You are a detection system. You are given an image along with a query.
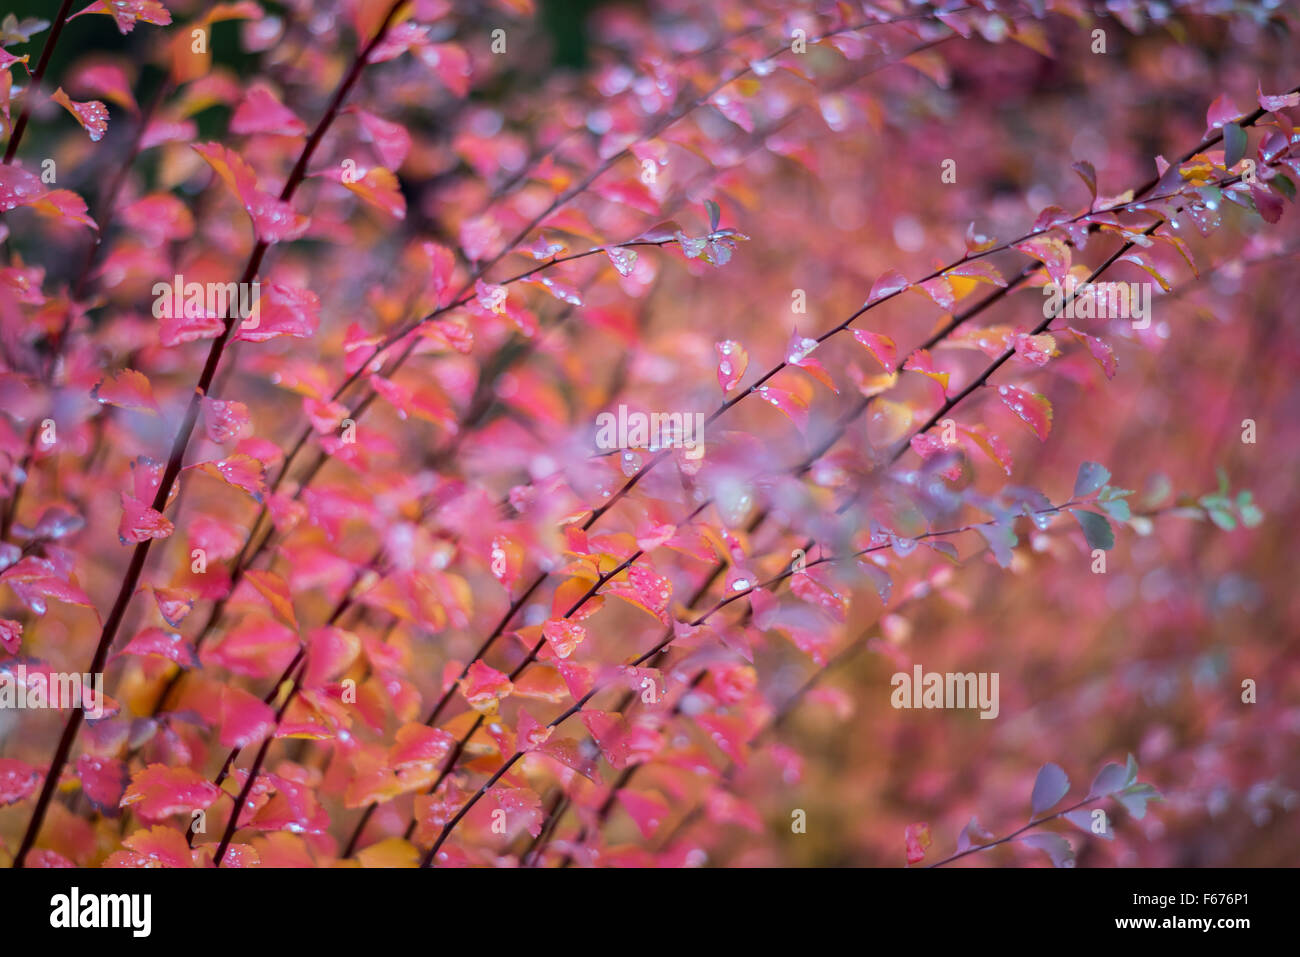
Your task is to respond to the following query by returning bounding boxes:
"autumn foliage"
[0,0,1298,869]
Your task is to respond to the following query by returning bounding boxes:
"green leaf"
[1073,461,1110,498]
[1237,491,1263,527]
[1222,122,1247,169]
[1141,473,1172,508]
[1073,510,1114,550]
[1271,172,1296,203]
[1100,498,1131,522]
[1116,782,1162,820]
[1207,507,1236,531]
[704,199,720,232]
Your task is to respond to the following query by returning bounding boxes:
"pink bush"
[0,0,1297,868]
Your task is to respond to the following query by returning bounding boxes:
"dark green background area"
[4,0,611,75]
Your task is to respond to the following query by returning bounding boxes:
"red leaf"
[1010,332,1058,367]
[122,193,194,243]
[201,616,298,679]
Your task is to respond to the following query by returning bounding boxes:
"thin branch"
[1,0,76,165]
[10,0,410,869]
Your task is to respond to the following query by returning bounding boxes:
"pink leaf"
[1258,83,1300,112]
[202,396,251,443]
[904,822,932,864]
[459,660,513,713]
[71,1,173,34]
[73,63,137,111]
[0,617,21,654]
[230,82,306,136]
[76,755,130,813]
[1068,327,1117,379]
[219,684,276,749]
[852,330,897,372]
[903,349,950,393]
[0,758,40,806]
[51,87,109,141]
[92,368,158,414]
[192,142,310,243]
[235,282,320,342]
[120,765,220,820]
[389,724,456,769]
[118,492,174,545]
[316,165,406,220]
[119,626,197,668]
[606,245,639,277]
[867,270,910,304]
[1013,235,1071,287]
[1205,92,1244,133]
[351,107,411,169]
[419,43,471,96]
[754,385,809,432]
[606,565,673,625]
[715,340,749,391]
[617,789,670,839]
[541,618,587,659]
[997,384,1053,441]
[191,454,267,502]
